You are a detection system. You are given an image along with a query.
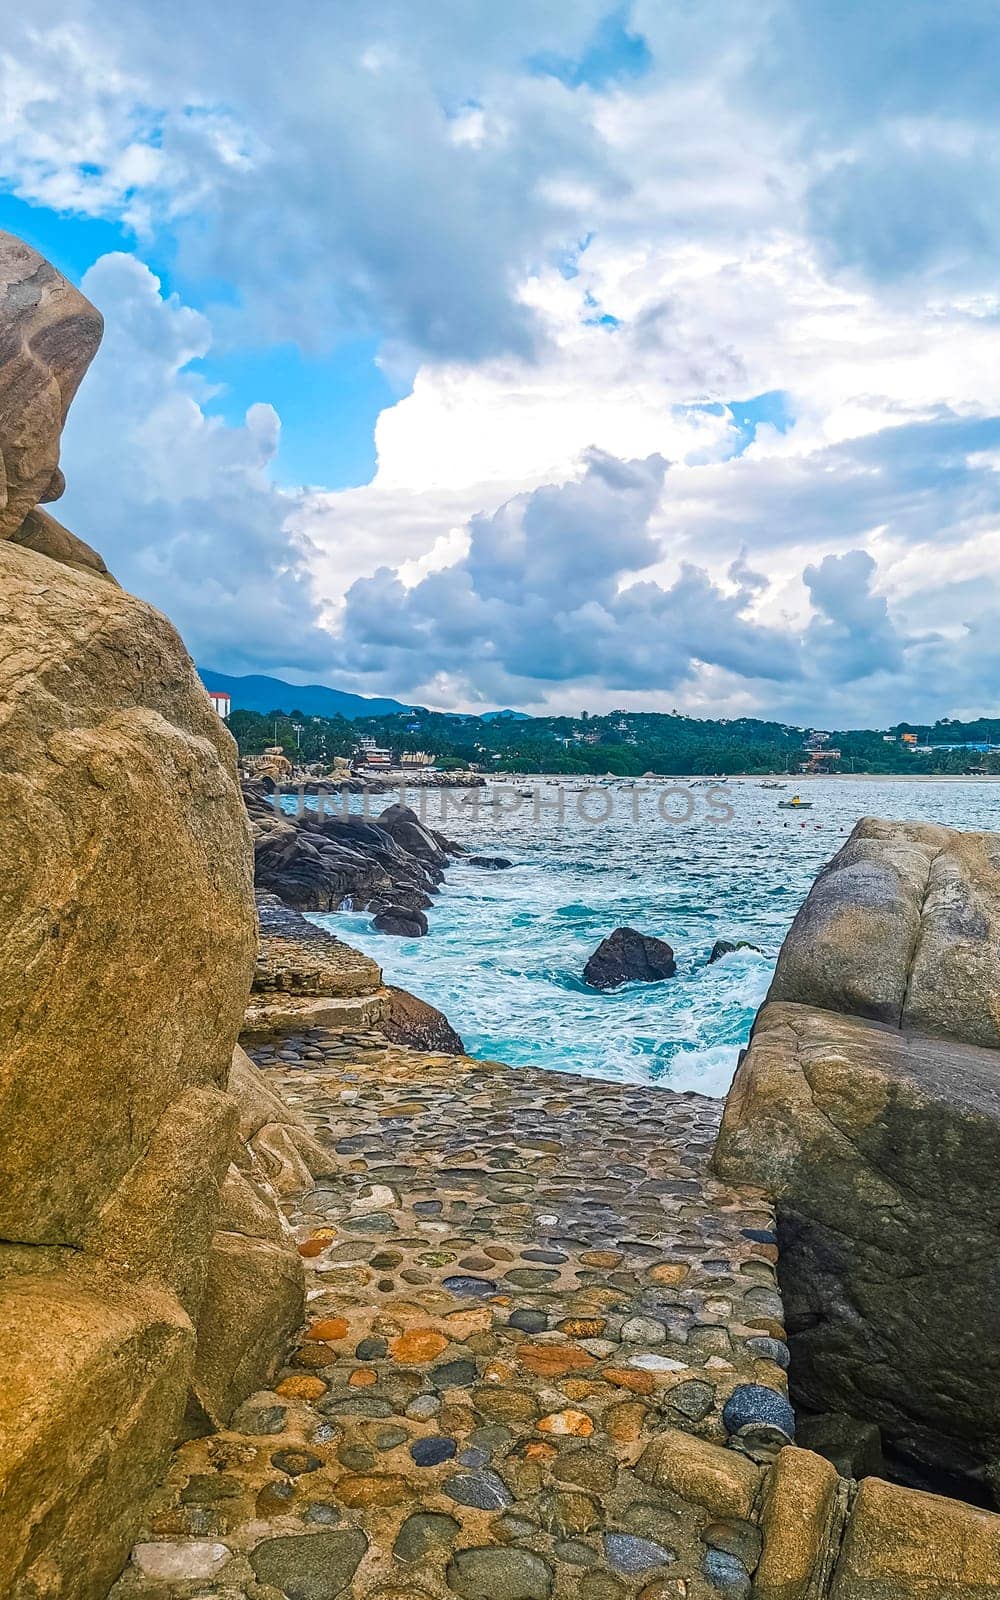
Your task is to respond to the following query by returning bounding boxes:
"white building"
[207,690,231,720]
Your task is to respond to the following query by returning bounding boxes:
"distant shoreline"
[723,772,1000,784]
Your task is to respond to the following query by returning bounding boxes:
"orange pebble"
[389,1328,448,1363]
[304,1317,349,1341]
[602,1366,655,1395]
[537,1408,594,1437]
[276,1375,328,1400]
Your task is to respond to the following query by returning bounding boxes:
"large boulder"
[0,1261,193,1600]
[583,926,676,989]
[0,234,305,1597]
[715,816,1000,1495]
[0,543,256,1245]
[382,984,465,1054]
[768,816,1000,1046]
[0,230,103,539]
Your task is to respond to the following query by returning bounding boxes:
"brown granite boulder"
[0,234,305,1598]
[716,998,1000,1491]
[716,817,1000,1494]
[768,816,1000,1046]
[11,503,115,580]
[0,1262,193,1600]
[0,229,103,539]
[0,543,256,1245]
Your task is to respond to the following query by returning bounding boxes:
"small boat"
[760,781,786,789]
[778,795,813,809]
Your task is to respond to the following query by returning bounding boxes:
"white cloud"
[6,0,1000,718]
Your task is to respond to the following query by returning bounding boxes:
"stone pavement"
[111,1027,792,1600]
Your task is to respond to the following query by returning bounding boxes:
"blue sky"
[3,1,1000,721]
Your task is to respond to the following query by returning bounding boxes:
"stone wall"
[0,230,308,1597]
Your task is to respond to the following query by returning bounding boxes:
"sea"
[307,776,1000,1098]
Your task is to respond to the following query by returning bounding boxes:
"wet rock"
[708,940,761,964]
[374,905,429,938]
[583,928,677,990]
[468,856,513,869]
[381,986,465,1055]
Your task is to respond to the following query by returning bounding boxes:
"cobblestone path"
[112,1030,790,1600]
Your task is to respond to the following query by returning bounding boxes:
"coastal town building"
[207,689,231,720]
[356,736,393,768]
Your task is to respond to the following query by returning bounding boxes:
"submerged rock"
[708,939,762,963]
[468,855,513,869]
[583,927,677,990]
[373,905,430,937]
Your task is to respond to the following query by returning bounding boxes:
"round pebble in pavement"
[745,1336,790,1369]
[721,1385,795,1445]
[604,1533,676,1575]
[411,1436,458,1466]
[442,1275,498,1297]
[702,1548,752,1596]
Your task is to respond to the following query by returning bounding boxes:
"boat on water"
[778,794,813,809]
[760,780,786,789]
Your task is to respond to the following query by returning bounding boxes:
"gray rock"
[715,996,1000,1488]
[446,1546,554,1599]
[250,1529,368,1599]
[702,1547,752,1597]
[442,1468,514,1510]
[603,1532,675,1574]
[721,1384,795,1448]
[393,1511,461,1562]
[583,927,676,990]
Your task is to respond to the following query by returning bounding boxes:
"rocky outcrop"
[0,232,308,1598]
[12,503,116,579]
[382,984,466,1054]
[583,925,677,989]
[0,229,103,539]
[715,817,1000,1498]
[767,815,1000,1045]
[246,786,464,934]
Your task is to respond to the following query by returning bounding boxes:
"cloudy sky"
[3,1,1000,722]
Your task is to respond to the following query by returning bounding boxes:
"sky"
[3,1,1000,723]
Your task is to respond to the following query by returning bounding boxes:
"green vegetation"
[228,705,1000,776]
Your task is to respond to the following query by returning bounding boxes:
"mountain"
[480,708,530,722]
[198,669,413,720]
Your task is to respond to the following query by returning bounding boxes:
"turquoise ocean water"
[306,777,1000,1096]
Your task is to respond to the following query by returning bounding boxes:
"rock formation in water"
[245,782,464,934]
[382,984,466,1053]
[0,230,311,1598]
[714,816,1000,1499]
[584,925,677,989]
